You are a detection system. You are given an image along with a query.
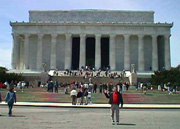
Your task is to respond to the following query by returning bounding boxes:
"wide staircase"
[52,76,129,85]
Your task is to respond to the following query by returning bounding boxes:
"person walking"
[80,83,84,105]
[88,90,92,104]
[99,83,103,93]
[117,81,122,93]
[47,81,51,92]
[104,86,123,125]
[126,82,129,91]
[70,87,77,105]
[93,83,97,93]
[50,81,54,92]
[5,87,17,116]
[54,81,59,93]
[167,82,171,92]
[21,81,25,92]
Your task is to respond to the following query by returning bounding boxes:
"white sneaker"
[116,122,120,125]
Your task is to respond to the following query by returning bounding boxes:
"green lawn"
[0,88,180,104]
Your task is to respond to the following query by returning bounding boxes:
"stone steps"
[52,76,129,85]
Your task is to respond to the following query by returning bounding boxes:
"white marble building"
[10,10,173,72]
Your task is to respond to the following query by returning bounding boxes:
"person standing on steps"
[70,87,77,105]
[104,86,123,125]
[5,87,17,116]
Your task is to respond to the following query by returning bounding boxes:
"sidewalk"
[1,101,180,109]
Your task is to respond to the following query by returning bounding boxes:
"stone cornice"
[29,10,155,13]
[10,21,173,28]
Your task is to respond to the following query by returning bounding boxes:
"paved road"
[0,106,180,129]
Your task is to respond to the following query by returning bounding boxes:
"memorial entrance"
[86,37,95,69]
[72,37,80,70]
[101,37,109,70]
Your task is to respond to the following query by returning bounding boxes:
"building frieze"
[10,21,173,28]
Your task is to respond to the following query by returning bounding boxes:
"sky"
[0,0,179,69]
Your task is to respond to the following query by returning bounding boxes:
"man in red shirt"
[104,86,123,125]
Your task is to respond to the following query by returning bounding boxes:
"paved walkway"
[1,107,180,129]
[1,101,180,109]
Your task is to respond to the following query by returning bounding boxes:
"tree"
[0,66,24,83]
[152,65,180,86]
[0,66,8,73]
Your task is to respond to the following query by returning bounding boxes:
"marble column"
[152,35,158,71]
[24,34,30,69]
[11,33,18,69]
[36,34,43,70]
[50,34,58,69]
[109,34,116,70]
[164,35,171,70]
[138,35,145,71]
[79,34,86,69]
[124,34,130,70]
[19,38,24,70]
[95,34,101,70]
[65,34,72,70]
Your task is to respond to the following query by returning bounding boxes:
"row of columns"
[11,33,171,71]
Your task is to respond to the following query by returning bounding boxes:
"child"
[88,90,92,104]
[84,89,88,105]
[64,87,68,94]
[5,87,17,116]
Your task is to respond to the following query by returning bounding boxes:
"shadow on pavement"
[0,114,25,117]
[10,115,25,117]
[119,123,136,126]
[0,114,6,117]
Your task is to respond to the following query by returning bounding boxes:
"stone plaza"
[10,10,173,72]
[0,106,180,129]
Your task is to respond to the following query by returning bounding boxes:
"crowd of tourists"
[136,82,179,95]
[52,66,127,79]
[0,81,34,92]
[158,82,178,94]
[45,80,129,105]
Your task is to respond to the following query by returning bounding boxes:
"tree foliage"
[0,66,24,83]
[152,65,180,86]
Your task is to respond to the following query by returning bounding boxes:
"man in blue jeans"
[104,86,123,125]
[5,87,17,116]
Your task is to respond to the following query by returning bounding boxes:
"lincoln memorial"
[10,10,173,72]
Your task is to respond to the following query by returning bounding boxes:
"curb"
[1,102,180,109]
